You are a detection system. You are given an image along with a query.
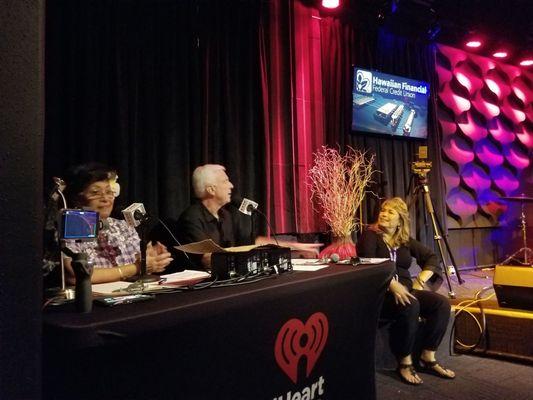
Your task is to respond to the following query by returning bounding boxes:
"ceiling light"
[322,0,340,9]
[465,40,482,48]
[492,51,508,58]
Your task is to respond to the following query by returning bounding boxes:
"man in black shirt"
[177,164,321,269]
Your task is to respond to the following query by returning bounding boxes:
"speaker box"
[493,265,533,311]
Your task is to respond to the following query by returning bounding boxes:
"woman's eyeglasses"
[84,189,115,199]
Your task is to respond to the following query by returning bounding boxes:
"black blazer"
[357,229,441,290]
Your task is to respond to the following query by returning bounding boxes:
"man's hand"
[290,242,323,256]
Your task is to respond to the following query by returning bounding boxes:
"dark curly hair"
[63,162,115,208]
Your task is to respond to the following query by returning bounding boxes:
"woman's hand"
[146,241,173,273]
[389,279,416,306]
[412,279,424,291]
[412,270,434,291]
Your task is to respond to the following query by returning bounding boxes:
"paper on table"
[174,239,224,254]
[291,258,330,271]
[174,240,260,254]
[92,281,133,295]
[224,244,259,252]
[159,269,211,286]
[359,257,390,264]
[292,264,330,271]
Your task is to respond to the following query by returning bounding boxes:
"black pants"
[380,289,451,359]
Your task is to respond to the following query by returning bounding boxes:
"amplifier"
[493,265,533,311]
[211,245,292,280]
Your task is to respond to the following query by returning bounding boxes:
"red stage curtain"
[260,0,326,234]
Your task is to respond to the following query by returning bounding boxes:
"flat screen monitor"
[60,209,99,240]
[351,67,430,139]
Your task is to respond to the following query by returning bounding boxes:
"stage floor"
[437,267,533,364]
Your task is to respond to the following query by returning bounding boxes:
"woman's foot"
[419,358,455,379]
[397,363,423,385]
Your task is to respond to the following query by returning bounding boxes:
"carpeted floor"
[376,354,533,400]
[376,268,533,399]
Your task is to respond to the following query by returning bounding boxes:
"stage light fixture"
[519,59,533,67]
[322,0,340,9]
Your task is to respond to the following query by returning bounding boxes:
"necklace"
[383,235,398,262]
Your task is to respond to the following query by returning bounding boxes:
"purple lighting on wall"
[437,44,532,228]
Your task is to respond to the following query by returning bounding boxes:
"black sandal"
[419,359,455,379]
[397,363,423,385]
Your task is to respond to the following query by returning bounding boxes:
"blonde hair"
[192,164,226,199]
[378,197,410,247]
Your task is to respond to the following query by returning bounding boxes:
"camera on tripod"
[411,160,432,178]
[411,145,432,178]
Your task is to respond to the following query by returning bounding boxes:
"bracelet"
[415,277,426,287]
[118,267,124,280]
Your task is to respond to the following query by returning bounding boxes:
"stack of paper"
[159,270,211,286]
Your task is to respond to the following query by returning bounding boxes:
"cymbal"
[501,195,533,202]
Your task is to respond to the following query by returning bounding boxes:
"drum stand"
[501,197,532,266]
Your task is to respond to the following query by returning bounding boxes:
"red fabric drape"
[260,0,294,234]
[260,0,326,234]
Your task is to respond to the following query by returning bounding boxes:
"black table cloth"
[43,262,394,400]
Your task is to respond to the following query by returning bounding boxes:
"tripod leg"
[433,207,465,284]
[422,186,457,297]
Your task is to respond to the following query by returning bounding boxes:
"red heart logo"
[274,312,329,384]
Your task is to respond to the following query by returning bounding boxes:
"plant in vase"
[308,146,376,260]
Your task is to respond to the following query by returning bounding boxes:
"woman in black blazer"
[358,197,455,385]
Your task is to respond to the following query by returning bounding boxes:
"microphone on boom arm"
[122,203,149,227]
[230,195,279,246]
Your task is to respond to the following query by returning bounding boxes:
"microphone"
[230,195,279,246]
[48,176,67,208]
[231,196,259,216]
[321,253,340,263]
[45,177,67,232]
[52,176,66,188]
[122,203,147,227]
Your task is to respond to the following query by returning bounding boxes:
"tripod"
[407,165,464,298]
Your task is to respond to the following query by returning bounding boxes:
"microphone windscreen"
[330,253,340,263]
[122,203,146,227]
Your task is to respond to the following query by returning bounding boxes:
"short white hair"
[192,164,226,199]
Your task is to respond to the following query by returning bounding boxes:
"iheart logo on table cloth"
[274,312,329,384]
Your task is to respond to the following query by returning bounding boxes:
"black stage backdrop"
[45,0,265,221]
[45,0,446,246]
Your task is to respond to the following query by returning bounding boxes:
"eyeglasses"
[84,189,115,199]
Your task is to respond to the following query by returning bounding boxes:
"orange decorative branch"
[308,146,376,239]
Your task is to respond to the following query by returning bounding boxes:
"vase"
[318,235,356,261]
